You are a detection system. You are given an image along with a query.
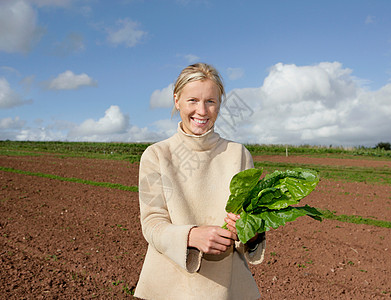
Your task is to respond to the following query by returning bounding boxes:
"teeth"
[194,119,207,124]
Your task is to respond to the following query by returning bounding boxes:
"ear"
[174,94,180,110]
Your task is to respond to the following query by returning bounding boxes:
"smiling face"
[174,79,220,136]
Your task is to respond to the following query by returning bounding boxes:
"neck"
[176,122,220,151]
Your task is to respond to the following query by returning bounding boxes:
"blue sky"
[1,0,390,146]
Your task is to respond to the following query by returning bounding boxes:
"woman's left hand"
[224,213,240,238]
[224,213,261,245]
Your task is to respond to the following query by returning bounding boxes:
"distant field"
[1,140,390,161]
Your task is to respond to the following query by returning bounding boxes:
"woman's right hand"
[188,226,237,255]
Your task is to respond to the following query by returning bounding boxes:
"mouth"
[191,117,208,126]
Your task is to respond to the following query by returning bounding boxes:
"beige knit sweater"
[134,123,266,300]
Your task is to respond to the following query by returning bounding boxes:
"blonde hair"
[172,63,225,116]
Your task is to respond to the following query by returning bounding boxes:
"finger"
[224,223,239,241]
[224,231,238,243]
[204,238,232,253]
[227,212,240,220]
[224,217,233,227]
[218,228,237,242]
[207,248,228,255]
[208,228,234,244]
[226,225,238,240]
[226,223,237,234]
[224,216,237,226]
[224,218,238,235]
[214,235,234,247]
[213,241,232,252]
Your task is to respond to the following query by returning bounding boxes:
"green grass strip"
[0,149,44,157]
[254,161,391,185]
[246,143,391,158]
[0,149,141,163]
[2,140,391,160]
[0,141,148,162]
[319,209,391,228]
[0,166,138,192]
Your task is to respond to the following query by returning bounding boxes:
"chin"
[190,126,211,135]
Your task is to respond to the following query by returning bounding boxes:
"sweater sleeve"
[243,145,254,170]
[243,234,266,265]
[138,146,201,273]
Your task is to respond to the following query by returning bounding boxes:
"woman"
[134,63,266,300]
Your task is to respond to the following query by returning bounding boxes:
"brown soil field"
[1,154,390,299]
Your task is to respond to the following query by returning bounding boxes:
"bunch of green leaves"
[224,168,323,243]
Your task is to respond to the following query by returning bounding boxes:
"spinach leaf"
[225,168,323,244]
[236,211,265,244]
[225,168,263,214]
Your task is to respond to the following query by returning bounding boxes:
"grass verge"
[319,209,391,228]
[2,141,391,160]
[246,143,391,158]
[0,166,138,192]
[0,141,148,162]
[254,161,391,185]
[0,149,141,163]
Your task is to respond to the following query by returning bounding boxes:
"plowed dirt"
[1,154,390,299]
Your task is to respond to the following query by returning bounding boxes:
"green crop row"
[254,161,391,185]
[246,143,391,158]
[319,209,391,228]
[0,166,138,192]
[1,140,391,159]
[0,141,149,162]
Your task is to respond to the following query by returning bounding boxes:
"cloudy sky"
[1,0,390,147]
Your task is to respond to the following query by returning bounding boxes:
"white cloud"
[0,77,33,108]
[0,117,69,141]
[0,116,25,129]
[106,18,147,48]
[260,62,357,107]
[0,0,44,53]
[0,117,61,141]
[215,62,391,147]
[15,127,67,141]
[8,119,71,141]
[123,126,164,143]
[151,118,178,137]
[46,70,97,90]
[0,106,167,142]
[69,105,129,138]
[150,84,174,108]
[68,105,163,142]
[227,67,244,80]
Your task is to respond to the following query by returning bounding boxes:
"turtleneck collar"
[176,122,220,151]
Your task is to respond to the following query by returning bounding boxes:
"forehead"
[181,79,219,98]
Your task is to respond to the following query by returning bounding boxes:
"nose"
[197,101,207,115]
